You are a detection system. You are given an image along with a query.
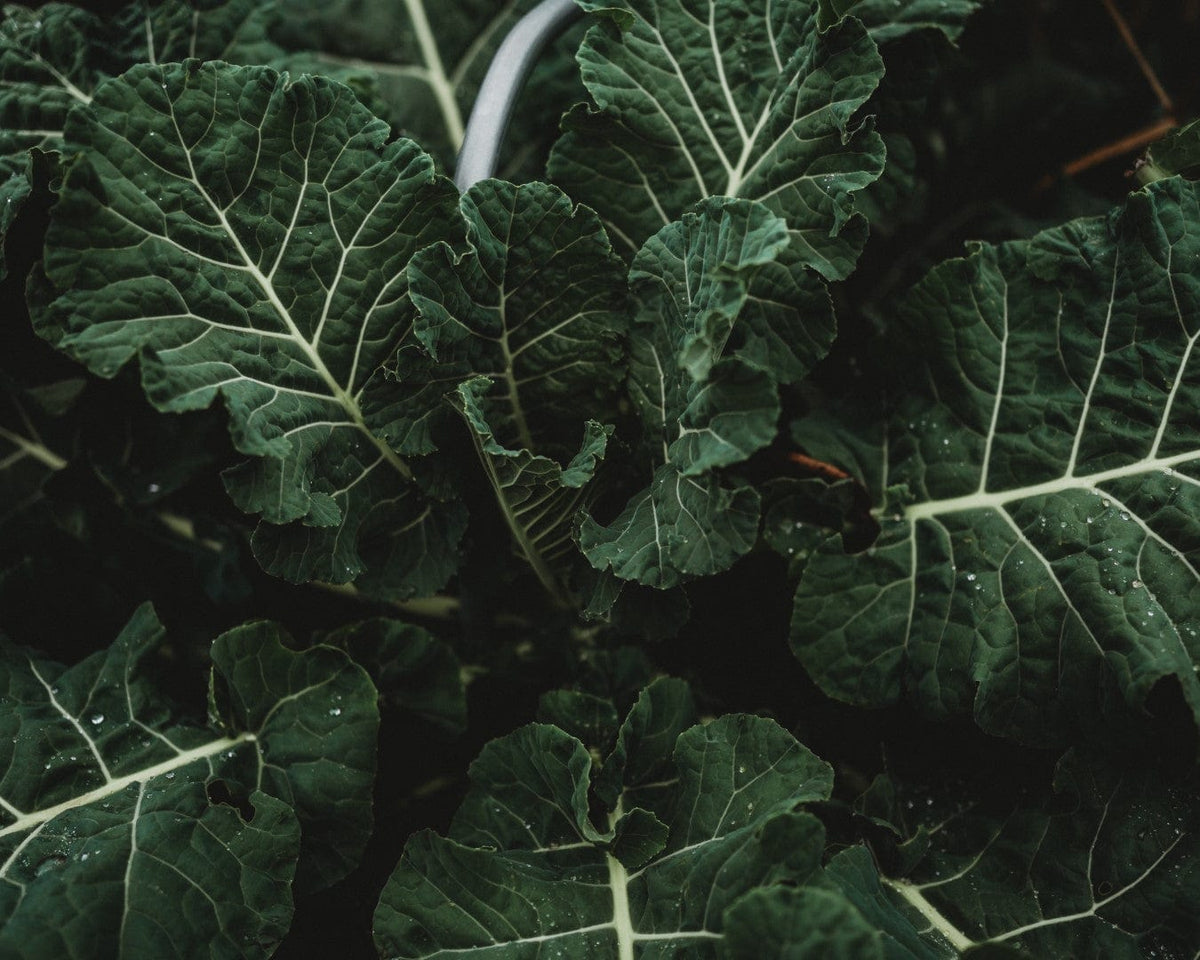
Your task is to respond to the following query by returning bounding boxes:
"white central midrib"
[403,0,464,148]
[905,448,1199,521]
[467,427,568,608]
[165,95,413,483]
[607,848,635,960]
[0,733,255,839]
[605,802,636,960]
[882,877,975,951]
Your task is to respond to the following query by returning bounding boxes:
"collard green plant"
[2,0,1199,957]
[789,177,1200,746]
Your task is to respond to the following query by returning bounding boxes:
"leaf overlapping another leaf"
[399,179,628,596]
[831,750,1200,957]
[36,61,468,597]
[581,196,833,589]
[791,176,1200,745]
[0,603,378,958]
[550,0,886,278]
[373,677,837,959]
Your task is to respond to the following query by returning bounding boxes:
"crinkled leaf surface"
[458,378,612,602]
[0,603,379,957]
[373,677,835,958]
[0,0,282,222]
[581,197,833,588]
[402,179,627,594]
[549,0,885,278]
[792,177,1200,744]
[0,4,107,164]
[37,61,468,597]
[405,179,628,450]
[816,0,984,42]
[827,750,1200,958]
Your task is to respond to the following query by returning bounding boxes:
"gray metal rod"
[454,0,584,191]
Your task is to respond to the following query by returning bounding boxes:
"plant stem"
[1037,116,1178,188]
[1100,0,1175,115]
[313,581,465,620]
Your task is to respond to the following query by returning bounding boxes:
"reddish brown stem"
[1037,117,1178,190]
[787,452,852,483]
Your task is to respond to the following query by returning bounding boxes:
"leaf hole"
[206,778,256,821]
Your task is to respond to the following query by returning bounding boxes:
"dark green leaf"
[37,61,467,596]
[374,678,834,958]
[550,0,885,278]
[792,178,1200,744]
[0,603,379,956]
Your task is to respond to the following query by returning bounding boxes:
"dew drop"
[89,714,104,725]
[1132,579,1143,589]
[329,707,342,717]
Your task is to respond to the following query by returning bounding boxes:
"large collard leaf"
[406,179,628,445]
[816,0,984,43]
[0,1,284,251]
[0,603,378,958]
[791,177,1200,745]
[272,0,584,174]
[374,677,836,958]
[580,197,834,589]
[0,4,106,166]
[827,750,1200,958]
[549,0,885,278]
[402,179,627,596]
[113,0,282,68]
[36,61,468,598]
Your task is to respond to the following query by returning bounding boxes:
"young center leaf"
[373,677,835,959]
[0,603,378,958]
[402,179,628,598]
[580,196,834,589]
[549,0,885,278]
[790,177,1200,745]
[828,750,1200,958]
[35,61,468,598]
